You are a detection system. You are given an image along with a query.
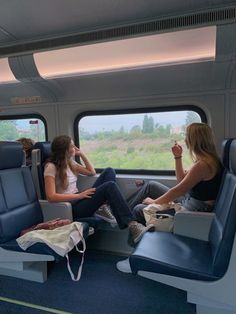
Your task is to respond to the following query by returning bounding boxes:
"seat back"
[0,142,43,243]
[209,139,236,277]
[31,142,51,199]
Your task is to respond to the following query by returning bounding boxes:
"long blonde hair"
[49,135,77,190]
[185,123,221,172]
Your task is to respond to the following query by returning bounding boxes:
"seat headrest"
[0,142,24,170]
[221,138,234,170]
[229,139,236,174]
[34,142,51,163]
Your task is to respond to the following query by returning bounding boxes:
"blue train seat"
[129,138,236,314]
[31,141,74,221]
[0,142,89,282]
[31,141,51,200]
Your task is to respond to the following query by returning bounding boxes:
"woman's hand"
[74,146,84,157]
[171,142,183,158]
[77,188,96,199]
[142,197,155,205]
[72,145,96,176]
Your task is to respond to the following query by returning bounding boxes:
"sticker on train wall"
[11,96,42,105]
[29,120,39,124]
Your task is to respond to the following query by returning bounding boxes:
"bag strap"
[65,229,86,281]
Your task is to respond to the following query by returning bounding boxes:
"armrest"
[173,210,215,241]
[39,200,73,221]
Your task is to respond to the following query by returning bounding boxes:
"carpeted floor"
[0,251,196,314]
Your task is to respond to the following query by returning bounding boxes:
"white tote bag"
[17,222,85,281]
[143,203,184,232]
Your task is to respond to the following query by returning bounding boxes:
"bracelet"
[174,156,182,159]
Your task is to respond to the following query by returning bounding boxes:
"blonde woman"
[128,123,223,225]
[117,123,224,272]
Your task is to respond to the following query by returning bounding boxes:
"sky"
[79,111,192,133]
[16,119,42,129]
[14,111,199,134]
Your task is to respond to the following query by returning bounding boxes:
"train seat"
[0,142,89,282]
[31,141,51,200]
[172,137,232,240]
[31,142,134,255]
[129,138,236,314]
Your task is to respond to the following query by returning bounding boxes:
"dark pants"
[72,167,134,229]
[128,181,170,225]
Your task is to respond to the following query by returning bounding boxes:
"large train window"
[75,107,206,174]
[0,115,47,142]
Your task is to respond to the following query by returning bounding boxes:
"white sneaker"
[129,222,155,244]
[95,204,117,224]
[116,258,132,273]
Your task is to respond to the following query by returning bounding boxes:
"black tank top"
[189,164,224,201]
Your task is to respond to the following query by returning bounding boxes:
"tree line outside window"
[0,119,46,142]
[78,111,201,171]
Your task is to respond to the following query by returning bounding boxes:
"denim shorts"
[181,195,214,212]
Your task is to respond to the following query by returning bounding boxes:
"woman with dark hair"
[44,135,154,244]
[17,137,35,166]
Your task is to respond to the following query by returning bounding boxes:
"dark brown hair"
[48,135,77,189]
[17,137,35,159]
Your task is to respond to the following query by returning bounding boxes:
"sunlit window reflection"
[0,58,17,83]
[34,26,216,79]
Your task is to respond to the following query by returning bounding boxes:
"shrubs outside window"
[0,117,46,142]
[77,109,203,172]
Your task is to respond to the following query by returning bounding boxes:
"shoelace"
[130,223,143,235]
[103,207,115,218]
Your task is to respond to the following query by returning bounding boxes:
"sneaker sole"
[94,213,117,224]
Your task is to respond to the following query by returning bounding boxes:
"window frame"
[74,105,207,175]
[0,114,48,142]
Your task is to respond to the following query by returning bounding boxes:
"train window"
[0,117,46,142]
[34,26,215,79]
[76,108,204,173]
[0,58,18,83]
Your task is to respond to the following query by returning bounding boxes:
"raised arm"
[171,142,186,183]
[73,146,96,176]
